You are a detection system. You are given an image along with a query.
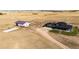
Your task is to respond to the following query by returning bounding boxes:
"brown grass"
[0,11,79,48]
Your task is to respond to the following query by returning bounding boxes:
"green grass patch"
[49,27,79,36]
[61,27,79,36]
[50,29,60,33]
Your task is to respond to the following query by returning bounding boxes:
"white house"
[15,21,30,27]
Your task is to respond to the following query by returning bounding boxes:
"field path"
[35,28,70,49]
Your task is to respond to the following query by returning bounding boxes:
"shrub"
[32,13,38,15]
[0,13,4,15]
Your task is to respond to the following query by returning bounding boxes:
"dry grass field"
[0,11,79,49]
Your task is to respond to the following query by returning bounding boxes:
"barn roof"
[43,22,72,30]
[16,21,26,25]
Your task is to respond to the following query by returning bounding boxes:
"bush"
[0,13,4,15]
[32,13,38,15]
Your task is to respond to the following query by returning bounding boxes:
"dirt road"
[35,28,69,49]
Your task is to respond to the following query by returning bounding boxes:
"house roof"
[16,21,26,25]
